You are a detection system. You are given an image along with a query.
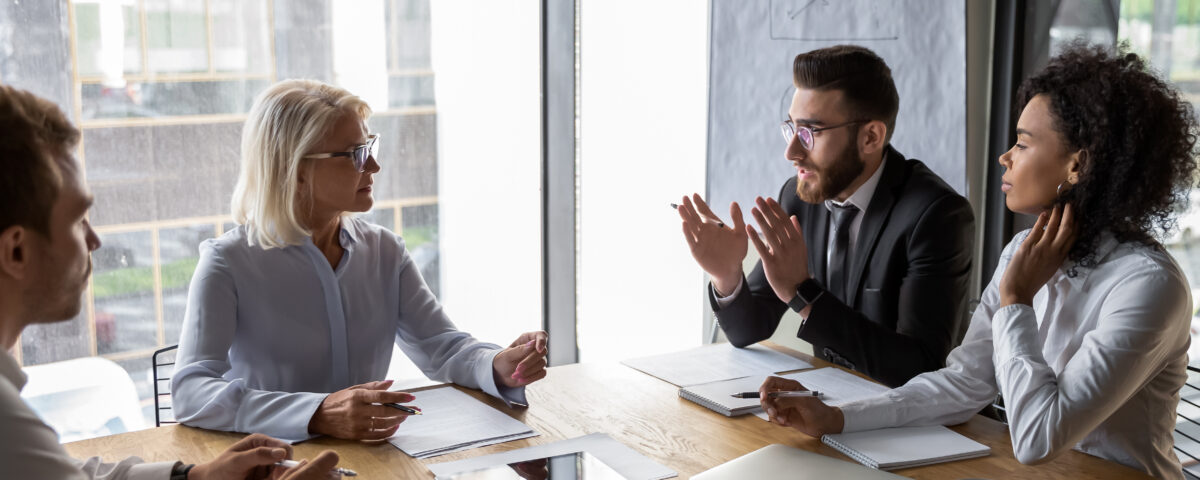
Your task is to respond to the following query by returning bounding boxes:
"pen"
[670,203,726,228]
[275,459,358,477]
[730,390,822,399]
[384,402,423,415]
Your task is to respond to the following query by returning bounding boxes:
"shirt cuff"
[991,303,1040,361]
[128,461,177,480]
[476,348,528,407]
[838,392,901,433]
[711,277,745,310]
[274,393,329,443]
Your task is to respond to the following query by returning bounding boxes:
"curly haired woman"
[754,42,1200,479]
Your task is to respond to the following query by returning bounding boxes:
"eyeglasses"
[303,134,380,172]
[780,120,865,150]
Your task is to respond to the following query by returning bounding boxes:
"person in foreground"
[758,42,1199,479]
[0,85,339,479]
[679,45,974,387]
[172,79,549,443]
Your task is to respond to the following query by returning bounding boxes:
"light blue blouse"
[171,217,524,442]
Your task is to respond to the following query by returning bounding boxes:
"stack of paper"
[621,343,813,387]
[751,367,890,420]
[677,367,889,418]
[387,387,538,459]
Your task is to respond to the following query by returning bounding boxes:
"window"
[3,0,541,441]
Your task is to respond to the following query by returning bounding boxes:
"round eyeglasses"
[780,120,865,150]
[303,134,380,172]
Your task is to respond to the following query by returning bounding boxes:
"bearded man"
[678,45,975,387]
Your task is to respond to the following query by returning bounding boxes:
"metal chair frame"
[152,344,179,427]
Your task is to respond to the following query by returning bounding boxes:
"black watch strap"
[170,462,195,480]
[787,278,824,313]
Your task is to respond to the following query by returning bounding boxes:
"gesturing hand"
[747,196,811,304]
[758,376,844,438]
[494,331,549,388]
[677,193,747,296]
[187,433,292,480]
[1000,203,1077,307]
[307,379,418,440]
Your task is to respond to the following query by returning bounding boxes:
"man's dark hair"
[1017,41,1200,274]
[0,85,79,237]
[793,45,900,143]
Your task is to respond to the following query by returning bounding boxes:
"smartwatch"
[787,278,824,313]
[170,462,194,480]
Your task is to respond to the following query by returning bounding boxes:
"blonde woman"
[172,79,548,442]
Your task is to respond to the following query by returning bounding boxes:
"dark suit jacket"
[714,147,975,387]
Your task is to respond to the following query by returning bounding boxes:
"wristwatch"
[787,278,824,313]
[170,462,194,480]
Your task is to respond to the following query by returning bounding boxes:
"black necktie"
[827,203,859,302]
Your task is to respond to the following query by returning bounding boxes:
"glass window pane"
[92,230,158,355]
[209,0,271,74]
[159,224,217,345]
[144,0,208,74]
[73,2,142,78]
[81,79,271,120]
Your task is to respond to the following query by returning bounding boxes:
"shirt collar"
[825,150,887,213]
[0,348,27,392]
[338,218,361,248]
[1058,231,1120,288]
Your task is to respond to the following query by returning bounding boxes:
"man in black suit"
[678,45,974,387]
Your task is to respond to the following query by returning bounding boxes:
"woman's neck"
[305,209,344,268]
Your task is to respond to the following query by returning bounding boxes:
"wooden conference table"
[65,343,1150,479]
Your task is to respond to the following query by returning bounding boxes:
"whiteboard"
[707,0,966,215]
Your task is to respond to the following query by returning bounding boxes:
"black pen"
[384,402,423,415]
[671,203,726,228]
[730,391,821,399]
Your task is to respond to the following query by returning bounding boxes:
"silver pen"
[730,390,822,399]
[275,459,358,477]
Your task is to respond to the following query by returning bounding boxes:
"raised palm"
[678,194,747,292]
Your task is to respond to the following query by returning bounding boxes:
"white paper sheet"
[753,367,890,420]
[621,343,813,387]
[386,387,538,459]
[427,433,677,480]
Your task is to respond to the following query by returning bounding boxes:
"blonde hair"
[232,79,371,248]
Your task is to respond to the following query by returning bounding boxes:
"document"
[752,367,890,420]
[428,433,677,480]
[621,343,812,387]
[387,387,538,459]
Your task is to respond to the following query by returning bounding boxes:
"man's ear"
[859,120,887,155]
[0,226,29,280]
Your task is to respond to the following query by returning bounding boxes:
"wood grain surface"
[64,344,1151,479]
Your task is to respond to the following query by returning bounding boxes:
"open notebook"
[821,425,990,470]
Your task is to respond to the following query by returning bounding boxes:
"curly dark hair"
[1016,41,1200,273]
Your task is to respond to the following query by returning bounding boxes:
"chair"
[1175,365,1200,479]
[152,345,179,427]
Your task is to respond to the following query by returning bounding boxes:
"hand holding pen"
[731,390,822,399]
[757,375,845,438]
[676,193,749,296]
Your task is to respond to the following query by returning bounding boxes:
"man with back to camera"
[0,84,340,479]
[678,45,974,387]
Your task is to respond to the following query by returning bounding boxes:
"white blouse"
[840,230,1192,480]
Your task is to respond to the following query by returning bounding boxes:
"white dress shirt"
[715,153,886,308]
[172,217,524,442]
[0,349,176,479]
[838,229,1191,479]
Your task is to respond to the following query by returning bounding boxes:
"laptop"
[693,444,906,480]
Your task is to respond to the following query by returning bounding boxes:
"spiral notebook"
[820,425,990,470]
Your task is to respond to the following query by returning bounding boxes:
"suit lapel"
[846,149,902,306]
[804,202,829,289]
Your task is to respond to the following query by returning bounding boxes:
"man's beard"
[795,137,866,204]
